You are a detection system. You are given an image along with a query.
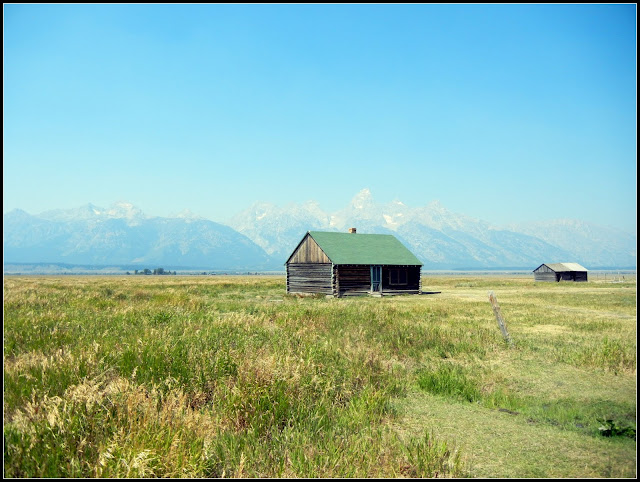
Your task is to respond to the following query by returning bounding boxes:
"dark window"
[389,269,407,285]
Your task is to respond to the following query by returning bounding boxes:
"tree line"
[126,268,177,275]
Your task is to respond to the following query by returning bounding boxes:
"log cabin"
[533,262,588,282]
[285,228,423,297]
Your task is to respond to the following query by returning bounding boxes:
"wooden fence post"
[488,291,513,346]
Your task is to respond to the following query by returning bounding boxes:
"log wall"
[286,263,333,294]
[287,261,425,296]
[335,265,371,296]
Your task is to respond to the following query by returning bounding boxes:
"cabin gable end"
[287,233,331,264]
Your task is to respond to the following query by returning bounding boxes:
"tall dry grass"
[3,274,636,477]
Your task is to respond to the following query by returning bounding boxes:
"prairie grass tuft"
[416,363,481,402]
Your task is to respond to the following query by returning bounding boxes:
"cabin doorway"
[371,265,382,292]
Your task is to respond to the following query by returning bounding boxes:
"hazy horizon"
[4,4,637,233]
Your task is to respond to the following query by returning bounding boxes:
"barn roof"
[536,262,588,272]
[306,231,423,266]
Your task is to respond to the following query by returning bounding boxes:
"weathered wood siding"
[335,265,371,296]
[286,263,333,294]
[288,235,330,264]
[534,264,557,282]
[381,266,422,294]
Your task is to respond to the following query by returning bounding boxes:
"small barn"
[533,262,588,282]
[285,229,423,297]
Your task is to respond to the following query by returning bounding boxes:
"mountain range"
[3,191,637,271]
[3,202,270,271]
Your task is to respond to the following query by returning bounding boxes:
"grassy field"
[3,274,636,478]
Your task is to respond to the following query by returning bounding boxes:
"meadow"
[3,274,636,478]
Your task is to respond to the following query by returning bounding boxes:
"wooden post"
[488,291,513,346]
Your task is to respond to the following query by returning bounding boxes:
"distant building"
[285,229,423,297]
[533,262,588,282]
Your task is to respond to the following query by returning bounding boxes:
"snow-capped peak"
[350,188,374,209]
[172,209,205,221]
[105,201,145,220]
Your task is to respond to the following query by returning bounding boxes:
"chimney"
[348,227,357,234]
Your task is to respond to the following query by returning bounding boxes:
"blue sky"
[3,4,637,232]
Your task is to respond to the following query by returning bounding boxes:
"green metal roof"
[308,231,423,266]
